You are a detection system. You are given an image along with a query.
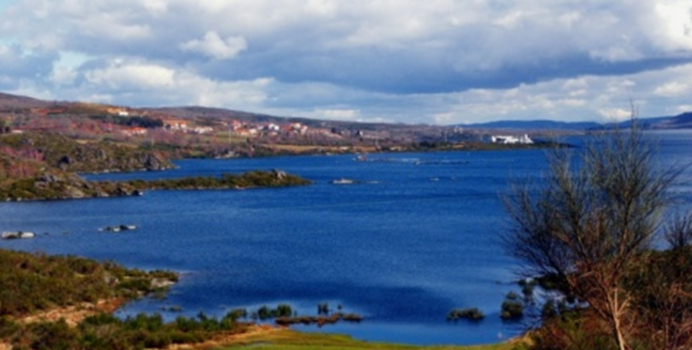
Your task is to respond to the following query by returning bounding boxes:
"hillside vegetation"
[516,247,692,350]
[0,131,171,200]
[124,170,311,191]
[0,250,177,318]
[0,133,172,174]
[0,249,252,350]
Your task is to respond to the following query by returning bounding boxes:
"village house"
[233,128,259,137]
[290,122,308,134]
[264,123,281,132]
[163,119,188,130]
[106,107,130,116]
[187,126,214,134]
[230,120,243,131]
[122,127,148,137]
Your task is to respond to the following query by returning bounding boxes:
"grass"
[214,329,517,350]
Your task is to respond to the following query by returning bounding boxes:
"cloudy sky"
[1,0,691,124]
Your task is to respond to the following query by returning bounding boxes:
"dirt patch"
[165,324,285,350]
[19,298,125,327]
[151,278,176,289]
[6,301,280,350]
[1,299,124,348]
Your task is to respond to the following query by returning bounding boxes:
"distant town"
[1,93,560,161]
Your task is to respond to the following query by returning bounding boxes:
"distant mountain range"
[0,91,51,109]
[2,91,691,131]
[459,120,602,130]
[458,112,692,131]
[0,91,401,132]
[627,113,692,129]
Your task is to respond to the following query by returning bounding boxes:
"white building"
[491,134,534,144]
[188,126,214,134]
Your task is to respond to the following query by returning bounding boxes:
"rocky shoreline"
[0,169,310,202]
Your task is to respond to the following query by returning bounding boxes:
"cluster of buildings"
[120,118,214,137]
[117,112,311,139]
[228,120,309,137]
[161,119,214,134]
[121,127,148,137]
[490,134,534,144]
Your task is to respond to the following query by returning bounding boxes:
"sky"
[0,0,691,125]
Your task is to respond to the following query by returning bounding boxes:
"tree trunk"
[609,292,628,350]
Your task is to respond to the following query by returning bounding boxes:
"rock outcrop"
[0,133,174,174]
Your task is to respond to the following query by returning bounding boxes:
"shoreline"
[0,169,310,203]
[0,257,517,350]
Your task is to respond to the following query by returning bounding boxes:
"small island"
[0,131,310,201]
[120,169,310,192]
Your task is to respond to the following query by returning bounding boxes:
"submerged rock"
[1,231,35,239]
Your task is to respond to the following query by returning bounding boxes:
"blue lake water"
[1,131,691,345]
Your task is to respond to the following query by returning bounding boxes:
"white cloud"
[0,0,692,124]
[676,105,692,113]
[406,63,692,124]
[85,62,176,90]
[50,66,77,85]
[6,78,56,100]
[188,77,271,107]
[303,108,391,123]
[142,0,168,17]
[651,2,692,52]
[304,0,337,17]
[44,57,272,111]
[180,32,247,60]
[654,82,689,97]
[78,18,151,42]
[432,112,455,125]
[315,109,361,121]
[598,108,633,121]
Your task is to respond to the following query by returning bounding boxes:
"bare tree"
[630,213,692,350]
[503,126,679,350]
[664,212,692,250]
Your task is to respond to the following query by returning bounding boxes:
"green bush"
[276,304,293,317]
[501,292,524,320]
[317,302,329,315]
[0,250,177,318]
[447,307,485,321]
[12,320,80,350]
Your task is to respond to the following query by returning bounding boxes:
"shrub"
[447,307,485,321]
[225,309,247,320]
[257,306,271,320]
[501,292,524,320]
[276,304,292,317]
[317,302,329,315]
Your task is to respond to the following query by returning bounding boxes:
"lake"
[1,131,691,345]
